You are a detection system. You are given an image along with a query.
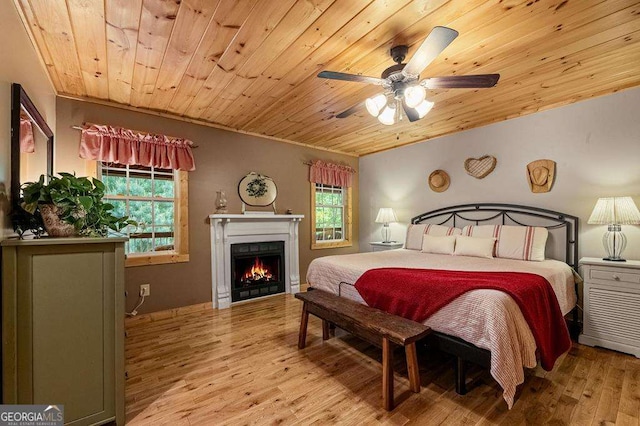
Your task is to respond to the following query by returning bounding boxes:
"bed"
[306,203,579,408]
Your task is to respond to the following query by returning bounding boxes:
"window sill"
[311,241,353,250]
[125,252,189,267]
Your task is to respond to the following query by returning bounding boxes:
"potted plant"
[18,173,135,238]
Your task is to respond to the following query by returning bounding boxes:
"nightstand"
[579,257,640,358]
[370,241,403,252]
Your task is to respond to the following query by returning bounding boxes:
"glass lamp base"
[602,224,627,262]
[381,224,391,243]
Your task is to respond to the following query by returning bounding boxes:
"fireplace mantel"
[209,214,304,308]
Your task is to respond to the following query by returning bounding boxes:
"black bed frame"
[410,203,579,395]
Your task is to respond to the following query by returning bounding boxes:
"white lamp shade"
[377,104,396,125]
[414,99,434,118]
[404,86,426,108]
[588,197,640,225]
[365,94,387,117]
[375,208,398,224]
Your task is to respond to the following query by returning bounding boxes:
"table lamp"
[587,196,640,261]
[375,208,398,243]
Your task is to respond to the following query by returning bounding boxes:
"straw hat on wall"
[428,169,450,192]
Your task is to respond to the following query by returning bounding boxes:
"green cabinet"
[2,238,126,425]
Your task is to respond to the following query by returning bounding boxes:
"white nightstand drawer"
[590,268,640,285]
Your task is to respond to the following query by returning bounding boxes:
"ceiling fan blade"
[317,71,386,86]
[402,26,459,79]
[421,74,500,89]
[336,101,364,119]
[402,100,420,122]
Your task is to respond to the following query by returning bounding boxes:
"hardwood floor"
[125,294,640,425]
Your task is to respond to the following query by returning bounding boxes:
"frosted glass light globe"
[365,94,387,117]
[404,85,426,108]
[377,104,396,125]
[414,99,434,118]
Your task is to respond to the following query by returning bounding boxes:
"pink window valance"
[79,123,196,171]
[20,116,35,154]
[309,160,355,188]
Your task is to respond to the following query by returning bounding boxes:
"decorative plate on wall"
[238,172,277,206]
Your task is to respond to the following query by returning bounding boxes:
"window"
[311,183,352,249]
[99,162,189,266]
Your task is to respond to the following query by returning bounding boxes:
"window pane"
[154,225,173,234]
[154,178,174,198]
[155,201,174,226]
[129,238,153,254]
[103,175,127,196]
[129,201,153,228]
[155,237,174,251]
[129,176,152,197]
[105,199,127,220]
[99,162,184,256]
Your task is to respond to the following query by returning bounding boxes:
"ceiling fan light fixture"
[414,99,434,118]
[404,85,426,108]
[365,94,387,117]
[378,104,396,125]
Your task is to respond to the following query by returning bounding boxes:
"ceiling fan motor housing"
[390,45,409,64]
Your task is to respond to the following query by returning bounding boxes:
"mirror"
[10,83,54,209]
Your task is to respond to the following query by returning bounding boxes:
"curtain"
[79,123,196,171]
[20,116,35,153]
[309,160,355,187]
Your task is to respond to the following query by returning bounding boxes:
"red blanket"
[354,268,571,371]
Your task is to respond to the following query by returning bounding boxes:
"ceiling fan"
[317,26,500,125]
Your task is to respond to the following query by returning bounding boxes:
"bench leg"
[382,337,394,411]
[298,303,309,349]
[322,320,331,340]
[405,343,420,393]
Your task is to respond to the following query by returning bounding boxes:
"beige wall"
[0,1,56,241]
[55,98,359,313]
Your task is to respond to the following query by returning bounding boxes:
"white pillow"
[462,225,548,261]
[405,224,462,250]
[454,236,496,259]
[421,235,457,255]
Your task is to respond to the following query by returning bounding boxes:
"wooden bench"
[295,289,432,410]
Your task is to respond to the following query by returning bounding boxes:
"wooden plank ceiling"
[15,0,640,156]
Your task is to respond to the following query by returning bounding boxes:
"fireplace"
[231,241,285,302]
[209,213,303,308]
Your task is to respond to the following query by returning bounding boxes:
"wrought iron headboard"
[411,203,579,271]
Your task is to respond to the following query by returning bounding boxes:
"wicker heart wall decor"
[464,155,497,179]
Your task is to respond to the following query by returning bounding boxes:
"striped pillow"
[462,225,548,261]
[405,224,462,250]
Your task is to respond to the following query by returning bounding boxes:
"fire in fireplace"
[231,241,285,302]
[240,257,275,285]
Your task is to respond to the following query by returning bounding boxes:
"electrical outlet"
[140,284,150,297]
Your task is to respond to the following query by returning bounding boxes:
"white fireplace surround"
[209,214,304,309]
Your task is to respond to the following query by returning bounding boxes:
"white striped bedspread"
[305,249,576,408]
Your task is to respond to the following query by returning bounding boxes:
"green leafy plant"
[20,173,136,237]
